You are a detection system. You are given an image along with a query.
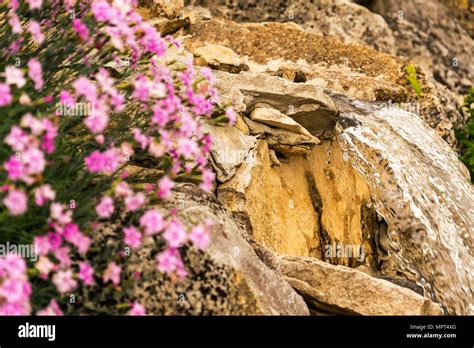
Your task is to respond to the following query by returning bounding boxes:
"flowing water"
[334,96,473,315]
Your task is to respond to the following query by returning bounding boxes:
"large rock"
[182,6,470,148]
[78,184,309,315]
[217,138,378,267]
[189,0,397,54]
[276,255,444,315]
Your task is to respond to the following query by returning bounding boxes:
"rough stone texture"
[188,0,397,54]
[181,3,471,148]
[183,18,467,147]
[192,44,249,73]
[217,137,377,268]
[202,123,257,182]
[367,0,474,95]
[79,184,308,315]
[276,255,444,315]
[250,104,314,137]
[188,0,473,96]
[139,0,184,18]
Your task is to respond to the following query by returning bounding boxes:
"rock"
[217,139,378,267]
[192,44,249,73]
[367,0,474,95]
[138,0,184,18]
[182,8,470,148]
[250,104,313,137]
[213,70,337,135]
[189,0,397,54]
[80,184,309,315]
[276,255,444,315]
[202,124,257,182]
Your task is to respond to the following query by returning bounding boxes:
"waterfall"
[335,97,474,315]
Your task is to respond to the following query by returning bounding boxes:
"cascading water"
[334,96,473,315]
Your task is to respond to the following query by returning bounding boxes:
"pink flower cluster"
[0,0,233,315]
[0,255,31,315]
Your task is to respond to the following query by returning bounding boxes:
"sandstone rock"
[276,255,444,315]
[193,44,249,73]
[202,124,257,182]
[183,12,469,147]
[217,138,378,267]
[80,184,309,315]
[189,0,397,54]
[243,116,319,156]
[250,104,313,137]
[213,70,337,135]
[138,0,184,18]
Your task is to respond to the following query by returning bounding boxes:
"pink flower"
[62,224,91,254]
[133,75,150,101]
[47,232,62,251]
[139,209,164,235]
[96,196,114,218]
[27,0,42,10]
[200,67,214,83]
[189,224,211,250]
[156,248,185,276]
[23,148,46,175]
[3,189,27,215]
[8,14,22,34]
[0,83,12,106]
[103,262,121,286]
[37,300,63,316]
[124,192,145,212]
[59,90,75,105]
[28,20,44,44]
[177,138,199,158]
[114,181,132,197]
[4,156,25,181]
[26,58,43,90]
[129,302,146,316]
[72,77,97,103]
[72,19,89,41]
[163,219,186,248]
[91,1,114,22]
[50,203,72,225]
[140,23,166,57]
[0,278,27,303]
[5,66,26,88]
[84,100,109,133]
[0,302,30,315]
[78,262,94,285]
[123,226,142,249]
[33,236,51,256]
[225,108,237,125]
[157,176,175,199]
[34,184,56,206]
[85,148,120,174]
[54,246,71,267]
[199,168,215,191]
[132,128,150,150]
[52,270,76,294]
[35,256,55,278]
[5,126,29,152]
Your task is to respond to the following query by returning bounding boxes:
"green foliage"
[456,87,474,183]
[405,64,423,98]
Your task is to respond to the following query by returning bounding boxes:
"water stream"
[335,98,473,314]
